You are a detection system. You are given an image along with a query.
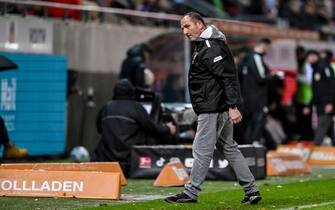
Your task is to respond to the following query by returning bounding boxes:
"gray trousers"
[184,112,259,199]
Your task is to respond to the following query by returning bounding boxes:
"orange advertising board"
[0,170,121,199]
[276,145,335,167]
[277,145,312,161]
[267,151,311,176]
[0,162,127,185]
[307,147,335,166]
[154,161,189,187]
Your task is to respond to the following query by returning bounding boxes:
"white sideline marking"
[278,201,335,210]
[121,194,165,201]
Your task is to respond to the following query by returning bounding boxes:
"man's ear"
[196,21,205,31]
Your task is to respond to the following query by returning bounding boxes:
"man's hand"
[228,107,242,124]
[303,107,310,115]
[325,104,333,114]
[166,122,177,135]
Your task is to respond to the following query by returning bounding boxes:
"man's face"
[143,51,150,63]
[259,43,270,54]
[254,43,270,55]
[307,54,319,64]
[180,16,204,41]
[263,44,271,54]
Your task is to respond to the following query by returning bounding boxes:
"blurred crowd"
[87,37,335,172]
[2,0,335,163]
[4,0,335,35]
[106,0,335,35]
[93,39,335,159]
[233,39,335,150]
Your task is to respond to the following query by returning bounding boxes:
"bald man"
[165,12,261,205]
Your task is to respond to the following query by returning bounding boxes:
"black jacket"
[189,25,242,115]
[92,79,170,173]
[312,59,335,115]
[238,51,270,114]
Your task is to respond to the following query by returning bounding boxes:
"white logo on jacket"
[213,56,222,63]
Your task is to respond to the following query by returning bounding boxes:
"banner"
[267,151,311,176]
[277,145,312,161]
[308,147,335,166]
[0,53,67,156]
[0,17,53,54]
[0,170,121,199]
[130,145,266,180]
[0,162,127,186]
[276,145,335,167]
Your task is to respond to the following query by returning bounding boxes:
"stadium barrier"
[307,147,335,166]
[277,144,312,161]
[154,161,189,187]
[0,169,121,199]
[130,145,266,180]
[267,151,311,176]
[0,53,67,157]
[275,145,335,167]
[0,162,127,185]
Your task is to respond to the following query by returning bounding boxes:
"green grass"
[82,178,335,210]
[0,168,335,210]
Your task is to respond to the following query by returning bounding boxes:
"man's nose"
[183,28,188,35]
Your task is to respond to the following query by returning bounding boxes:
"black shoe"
[165,192,197,203]
[241,191,262,204]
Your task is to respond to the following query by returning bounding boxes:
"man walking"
[165,12,261,204]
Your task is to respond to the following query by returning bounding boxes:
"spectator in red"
[45,0,81,20]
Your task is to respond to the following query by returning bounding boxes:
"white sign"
[0,17,53,54]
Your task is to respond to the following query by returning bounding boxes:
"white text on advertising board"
[0,78,16,111]
[0,180,84,192]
